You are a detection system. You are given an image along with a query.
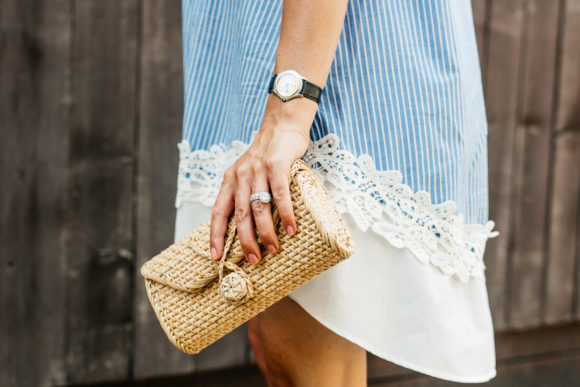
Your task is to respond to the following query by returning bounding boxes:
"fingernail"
[286,225,294,235]
[267,244,276,253]
[210,247,217,260]
[248,253,258,264]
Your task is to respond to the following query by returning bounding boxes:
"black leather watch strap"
[300,80,322,103]
[268,72,323,103]
[268,75,276,93]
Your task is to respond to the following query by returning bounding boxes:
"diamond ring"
[250,192,272,203]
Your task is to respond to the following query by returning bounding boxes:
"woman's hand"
[208,0,348,265]
[209,94,318,265]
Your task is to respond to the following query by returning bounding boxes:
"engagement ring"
[250,192,272,203]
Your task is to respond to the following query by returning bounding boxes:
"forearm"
[223,1,349,262]
[275,0,349,87]
[262,0,349,133]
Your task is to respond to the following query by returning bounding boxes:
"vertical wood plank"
[545,0,580,324]
[482,0,526,331]
[545,132,580,323]
[134,0,251,375]
[471,0,491,81]
[508,0,561,329]
[0,1,72,386]
[65,0,139,383]
[133,0,195,377]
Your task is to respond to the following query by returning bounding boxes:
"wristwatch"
[268,69,323,103]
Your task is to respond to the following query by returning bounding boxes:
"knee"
[247,317,271,375]
[247,317,262,356]
[247,316,294,386]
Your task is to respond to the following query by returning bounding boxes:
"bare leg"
[248,296,367,387]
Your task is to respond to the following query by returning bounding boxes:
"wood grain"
[471,0,490,82]
[508,0,561,329]
[0,1,71,386]
[64,0,139,383]
[545,0,580,324]
[482,0,526,331]
[133,0,195,378]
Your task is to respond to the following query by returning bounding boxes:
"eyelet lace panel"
[175,130,499,284]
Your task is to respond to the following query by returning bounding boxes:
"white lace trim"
[175,130,498,284]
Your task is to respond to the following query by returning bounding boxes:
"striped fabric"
[179,0,489,226]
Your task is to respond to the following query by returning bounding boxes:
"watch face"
[275,71,301,98]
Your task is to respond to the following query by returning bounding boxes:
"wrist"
[263,92,318,134]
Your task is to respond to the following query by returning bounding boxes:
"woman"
[174,0,498,385]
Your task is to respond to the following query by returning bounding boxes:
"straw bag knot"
[220,270,254,305]
[217,212,264,305]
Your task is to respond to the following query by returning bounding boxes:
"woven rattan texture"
[140,159,355,354]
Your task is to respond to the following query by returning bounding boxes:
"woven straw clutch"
[140,158,355,354]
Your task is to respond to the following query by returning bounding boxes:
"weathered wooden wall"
[1,0,579,385]
[476,0,580,333]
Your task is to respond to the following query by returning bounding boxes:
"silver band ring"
[250,192,272,204]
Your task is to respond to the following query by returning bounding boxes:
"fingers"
[250,170,279,256]
[234,169,262,265]
[209,169,235,261]
[267,160,296,237]
[210,158,295,266]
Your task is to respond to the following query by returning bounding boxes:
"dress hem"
[174,131,499,285]
[287,292,497,384]
[174,199,497,384]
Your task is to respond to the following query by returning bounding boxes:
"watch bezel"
[273,70,303,101]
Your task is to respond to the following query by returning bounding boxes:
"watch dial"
[276,72,300,97]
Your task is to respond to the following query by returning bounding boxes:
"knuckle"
[264,157,284,171]
[223,167,235,180]
[255,224,268,239]
[251,200,266,212]
[235,164,251,180]
[271,186,287,202]
[235,206,249,223]
[211,206,223,218]
[251,160,265,175]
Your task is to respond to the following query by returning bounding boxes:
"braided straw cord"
[140,158,354,354]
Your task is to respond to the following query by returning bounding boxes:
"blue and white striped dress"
[174,0,497,382]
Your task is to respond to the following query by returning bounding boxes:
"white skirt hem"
[174,200,497,383]
[287,292,497,384]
